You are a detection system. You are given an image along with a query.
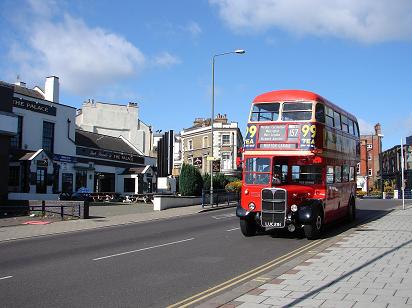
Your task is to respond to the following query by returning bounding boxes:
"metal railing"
[201,189,240,208]
[29,200,86,220]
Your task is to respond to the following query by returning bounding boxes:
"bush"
[202,173,230,191]
[225,180,242,192]
[179,164,203,196]
[356,190,367,198]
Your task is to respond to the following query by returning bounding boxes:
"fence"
[0,200,89,220]
[396,189,412,199]
[201,189,240,208]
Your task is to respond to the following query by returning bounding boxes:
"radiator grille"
[261,188,287,228]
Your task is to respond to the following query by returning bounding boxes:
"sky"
[0,0,411,150]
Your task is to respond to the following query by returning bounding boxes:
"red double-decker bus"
[237,90,360,239]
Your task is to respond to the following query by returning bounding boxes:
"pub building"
[3,76,156,200]
[74,129,156,195]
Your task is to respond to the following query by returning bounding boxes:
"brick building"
[180,114,243,176]
[358,123,383,192]
[381,138,412,197]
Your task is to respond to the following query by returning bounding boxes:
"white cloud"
[153,52,181,68]
[358,118,375,135]
[185,21,202,37]
[9,2,146,95]
[209,0,412,43]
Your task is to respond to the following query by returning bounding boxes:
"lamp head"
[235,49,246,54]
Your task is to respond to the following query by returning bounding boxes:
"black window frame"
[10,115,23,149]
[42,121,55,153]
[8,166,20,186]
[315,103,325,123]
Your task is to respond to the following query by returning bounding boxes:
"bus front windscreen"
[245,157,270,185]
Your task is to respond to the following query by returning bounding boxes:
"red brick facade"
[359,123,383,192]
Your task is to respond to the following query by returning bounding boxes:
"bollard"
[41,200,46,216]
[60,205,64,220]
[83,201,90,219]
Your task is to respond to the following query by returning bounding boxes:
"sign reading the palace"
[76,147,144,164]
[13,97,57,116]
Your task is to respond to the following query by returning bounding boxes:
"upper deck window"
[281,102,312,121]
[315,103,325,123]
[250,103,280,122]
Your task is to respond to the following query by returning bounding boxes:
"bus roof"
[252,89,357,121]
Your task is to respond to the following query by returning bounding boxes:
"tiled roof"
[0,81,45,100]
[75,129,139,155]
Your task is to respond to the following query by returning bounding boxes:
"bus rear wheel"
[240,217,257,237]
[304,211,323,240]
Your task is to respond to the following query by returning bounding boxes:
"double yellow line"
[168,239,326,308]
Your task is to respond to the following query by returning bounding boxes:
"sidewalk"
[207,205,412,308]
[0,204,208,242]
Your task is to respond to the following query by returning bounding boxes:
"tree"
[179,164,203,196]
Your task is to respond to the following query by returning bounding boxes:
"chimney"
[374,123,381,135]
[45,76,59,103]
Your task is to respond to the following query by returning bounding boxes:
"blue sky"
[1,0,411,150]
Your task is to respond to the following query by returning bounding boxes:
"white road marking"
[93,238,195,261]
[212,213,236,220]
[0,276,13,280]
[226,227,240,232]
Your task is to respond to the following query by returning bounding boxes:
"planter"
[153,195,202,211]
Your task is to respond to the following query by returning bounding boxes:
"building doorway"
[94,172,115,192]
[36,167,47,194]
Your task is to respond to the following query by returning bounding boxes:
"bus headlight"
[248,202,256,211]
[291,204,298,212]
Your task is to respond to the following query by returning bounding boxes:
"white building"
[76,100,153,156]
[6,76,78,200]
[4,77,157,200]
[180,114,243,176]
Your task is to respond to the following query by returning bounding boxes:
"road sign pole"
[401,137,405,210]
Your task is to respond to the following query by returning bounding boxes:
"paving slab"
[201,204,412,307]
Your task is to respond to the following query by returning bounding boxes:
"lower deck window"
[291,165,322,184]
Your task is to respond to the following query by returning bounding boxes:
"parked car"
[58,188,93,201]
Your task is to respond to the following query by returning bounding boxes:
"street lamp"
[210,49,245,205]
[378,133,384,198]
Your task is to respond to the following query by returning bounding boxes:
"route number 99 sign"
[300,124,316,149]
[244,124,257,149]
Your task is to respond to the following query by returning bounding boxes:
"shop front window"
[76,170,88,191]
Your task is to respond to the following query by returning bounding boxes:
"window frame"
[221,134,230,145]
[250,103,280,122]
[334,165,342,183]
[326,165,334,184]
[10,115,23,149]
[281,101,313,121]
[42,121,55,153]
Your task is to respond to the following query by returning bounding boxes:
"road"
[0,199,401,307]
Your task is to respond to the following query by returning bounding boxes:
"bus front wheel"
[304,211,323,240]
[240,217,257,237]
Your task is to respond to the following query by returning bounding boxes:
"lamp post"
[378,133,384,198]
[210,49,245,205]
